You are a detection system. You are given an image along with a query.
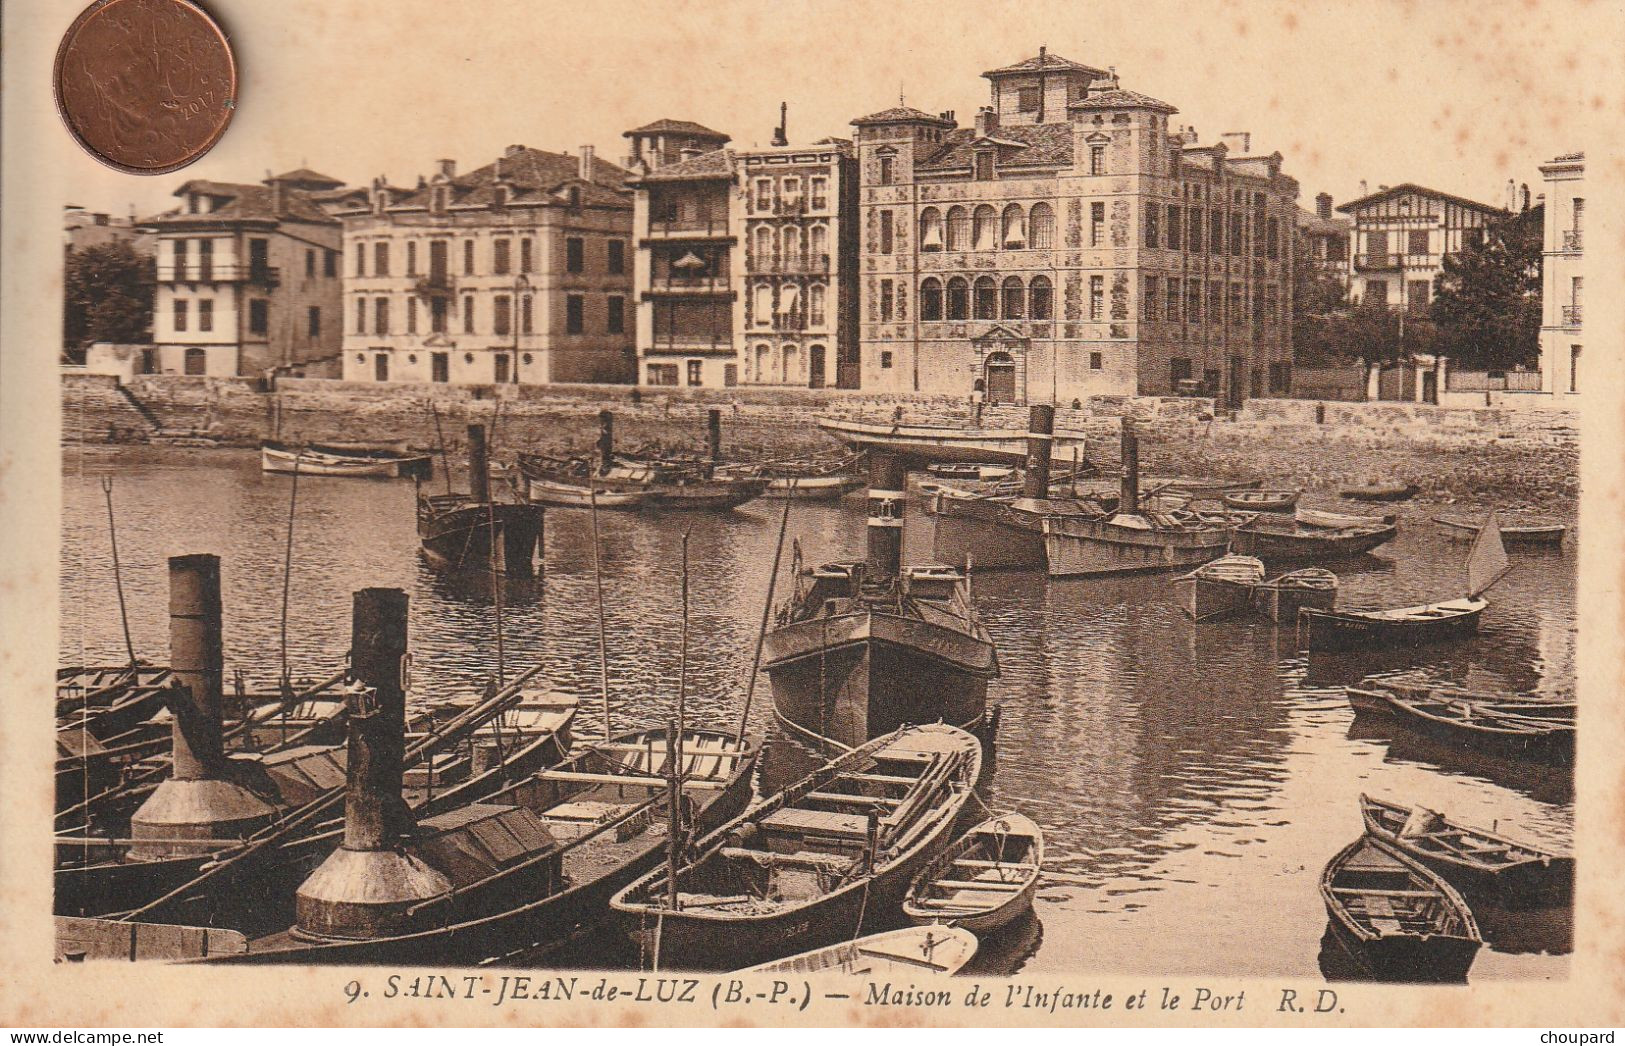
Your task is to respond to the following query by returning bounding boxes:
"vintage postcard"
[2,0,1622,1029]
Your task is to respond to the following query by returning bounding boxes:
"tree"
[1291,230,1356,364]
[63,241,155,357]
[1428,205,1542,370]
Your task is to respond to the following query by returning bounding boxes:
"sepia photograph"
[4,0,1622,1030]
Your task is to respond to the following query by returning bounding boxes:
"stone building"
[337,145,634,386]
[141,170,353,377]
[65,205,154,254]
[850,50,1299,407]
[1337,183,1504,312]
[1295,193,1351,280]
[1537,152,1583,398]
[629,117,860,389]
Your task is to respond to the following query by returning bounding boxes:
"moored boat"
[1433,517,1567,545]
[1222,488,1300,512]
[1299,598,1487,652]
[417,424,543,578]
[756,456,867,500]
[1341,481,1419,502]
[1175,555,1265,622]
[1229,516,1397,562]
[609,724,982,972]
[927,463,1014,482]
[739,925,979,977]
[1358,795,1573,908]
[1297,508,1397,529]
[1320,834,1481,982]
[817,415,1092,466]
[1348,687,1573,764]
[524,476,649,510]
[901,813,1044,934]
[1251,567,1338,623]
[261,440,431,479]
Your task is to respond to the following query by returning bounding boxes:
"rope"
[278,448,302,689]
[99,476,136,666]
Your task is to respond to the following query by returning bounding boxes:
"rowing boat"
[738,925,979,977]
[1297,508,1397,529]
[1320,835,1481,982]
[1358,795,1573,908]
[1252,567,1338,623]
[1341,482,1419,502]
[1230,517,1397,561]
[1222,488,1301,512]
[1433,517,1567,546]
[1175,555,1265,622]
[1299,598,1487,652]
[261,441,432,479]
[610,724,982,972]
[902,813,1043,934]
[1351,688,1573,763]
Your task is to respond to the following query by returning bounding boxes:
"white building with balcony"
[1337,183,1504,312]
[1538,152,1583,397]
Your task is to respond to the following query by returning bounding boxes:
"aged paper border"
[3,0,1622,1027]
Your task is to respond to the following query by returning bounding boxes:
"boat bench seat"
[761,807,874,841]
[804,790,901,808]
[719,847,855,872]
[929,877,1024,891]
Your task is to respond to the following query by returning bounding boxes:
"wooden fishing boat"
[514,453,651,509]
[1042,510,1245,577]
[738,925,979,977]
[1300,514,1509,652]
[1230,516,1397,561]
[902,813,1044,934]
[610,724,982,972]
[524,476,650,509]
[417,494,545,577]
[1342,481,1419,502]
[56,665,177,722]
[1320,835,1481,982]
[1300,598,1487,652]
[260,440,431,479]
[401,694,579,804]
[1222,488,1300,512]
[186,729,756,966]
[1297,508,1398,529]
[1142,476,1262,498]
[1359,795,1574,908]
[1352,689,1574,764]
[925,485,1108,571]
[818,415,1092,467]
[643,474,769,511]
[748,455,867,500]
[1433,517,1567,546]
[927,463,1014,482]
[1251,567,1338,623]
[1175,555,1265,622]
[56,916,248,962]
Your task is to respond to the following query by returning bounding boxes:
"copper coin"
[54,0,236,175]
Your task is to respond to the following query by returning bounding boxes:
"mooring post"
[706,408,723,466]
[1119,416,1140,515]
[865,451,906,581]
[346,587,411,848]
[468,423,490,503]
[598,410,615,473]
[1022,403,1055,500]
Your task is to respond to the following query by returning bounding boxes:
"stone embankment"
[60,374,1579,514]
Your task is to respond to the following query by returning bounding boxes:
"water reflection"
[58,448,1576,980]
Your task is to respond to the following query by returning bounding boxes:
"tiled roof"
[634,148,737,182]
[1297,207,1351,235]
[624,118,730,141]
[1337,182,1504,216]
[983,52,1108,79]
[918,123,1074,171]
[269,168,345,188]
[381,147,633,210]
[1068,88,1178,114]
[851,105,953,127]
[142,180,338,226]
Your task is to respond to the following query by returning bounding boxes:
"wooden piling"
[468,424,490,503]
[1119,416,1139,515]
[597,410,615,473]
[865,451,906,581]
[1022,403,1055,500]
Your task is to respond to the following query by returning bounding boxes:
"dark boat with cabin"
[1359,795,1573,908]
[609,724,981,972]
[417,423,544,578]
[764,453,998,748]
[1320,834,1481,982]
[1229,516,1397,562]
[1298,514,1510,652]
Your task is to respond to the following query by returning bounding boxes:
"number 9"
[344,980,362,1004]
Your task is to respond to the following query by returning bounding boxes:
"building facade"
[1337,183,1503,311]
[142,170,352,377]
[851,51,1298,407]
[1537,152,1583,397]
[1295,192,1350,280]
[338,145,634,386]
[65,206,154,254]
[629,120,860,389]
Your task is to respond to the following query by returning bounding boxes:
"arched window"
[810,223,828,263]
[782,225,803,262]
[1029,275,1053,320]
[973,206,997,250]
[920,278,944,321]
[973,276,998,319]
[1002,276,1025,319]
[945,207,970,252]
[753,284,773,325]
[946,277,970,320]
[783,344,801,384]
[1002,204,1027,248]
[1029,203,1055,250]
[753,225,774,266]
[809,284,827,326]
[754,343,771,383]
[919,208,944,252]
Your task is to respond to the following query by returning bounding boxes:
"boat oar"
[588,484,613,740]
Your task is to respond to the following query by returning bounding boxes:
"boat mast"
[737,478,797,743]
[99,476,137,668]
[588,485,613,740]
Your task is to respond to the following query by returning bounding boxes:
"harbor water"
[58,447,1576,979]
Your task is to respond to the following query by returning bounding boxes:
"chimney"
[975,106,998,137]
[269,179,285,217]
[505,143,525,157]
[467,423,490,503]
[1359,180,1368,198]
[437,158,456,179]
[865,452,906,582]
[579,144,595,184]
[493,155,504,182]
[1316,192,1333,219]
[1220,131,1251,155]
[771,102,789,148]
[1022,404,1055,500]
[1519,182,1531,212]
[1039,45,1047,63]
[1506,178,1517,210]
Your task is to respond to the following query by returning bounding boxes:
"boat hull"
[765,611,995,748]
[1252,583,1337,623]
[1434,518,1567,545]
[525,478,648,509]
[925,494,1048,570]
[1359,797,1574,909]
[1230,524,1397,561]
[763,474,864,500]
[261,444,431,479]
[418,502,544,578]
[817,416,1090,466]
[1298,600,1485,653]
[1320,836,1481,983]
[1043,516,1233,578]
[1180,576,1255,621]
[646,479,768,511]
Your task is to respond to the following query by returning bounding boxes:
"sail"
[1467,514,1511,598]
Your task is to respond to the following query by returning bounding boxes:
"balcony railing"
[1562,230,1583,252]
[1562,305,1582,326]
[647,275,732,294]
[747,254,831,275]
[413,273,455,297]
[644,220,732,240]
[648,334,734,354]
[1354,254,1400,271]
[159,264,280,286]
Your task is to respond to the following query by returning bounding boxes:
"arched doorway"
[984,351,1016,404]
[808,345,826,389]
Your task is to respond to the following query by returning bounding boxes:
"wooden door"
[985,353,1017,403]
